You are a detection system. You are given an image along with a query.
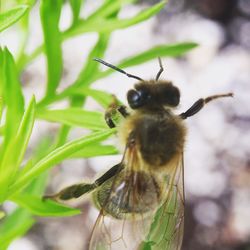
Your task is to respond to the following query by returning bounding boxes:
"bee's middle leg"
[179,93,233,119]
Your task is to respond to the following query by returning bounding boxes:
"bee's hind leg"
[179,93,233,119]
[43,183,96,201]
[43,163,123,201]
[105,95,129,128]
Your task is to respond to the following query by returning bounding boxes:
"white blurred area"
[1,0,250,249]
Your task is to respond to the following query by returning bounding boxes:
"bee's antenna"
[155,57,164,81]
[94,58,144,81]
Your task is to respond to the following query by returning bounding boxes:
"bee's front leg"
[105,95,129,128]
[179,93,233,119]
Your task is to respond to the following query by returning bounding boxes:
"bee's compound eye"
[167,87,180,106]
[127,89,143,109]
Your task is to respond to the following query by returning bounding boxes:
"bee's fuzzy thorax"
[118,107,186,170]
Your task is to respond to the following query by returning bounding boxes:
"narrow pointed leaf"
[20,137,52,177]
[9,129,115,195]
[0,5,29,32]
[37,108,107,130]
[11,194,80,217]
[40,0,63,96]
[0,208,34,248]
[118,42,198,68]
[74,34,110,87]
[96,42,198,80]
[0,49,4,98]
[0,96,35,201]
[0,97,3,124]
[1,48,25,145]
[64,1,167,37]
[88,0,135,21]
[47,33,111,148]
[12,96,36,170]
[70,88,115,108]
[70,144,119,158]
[69,0,83,24]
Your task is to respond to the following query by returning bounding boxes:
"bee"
[44,58,233,250]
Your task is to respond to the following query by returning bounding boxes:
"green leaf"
[10,96,36,170]
[96,42,198,80]
[9,129,115,196]
[0,167,50,247]
[0,5,29,32]
[43,33,111,148]
[15,0,35,69]
[25,174,48,196]
[1,48,25,147]
[70,87,115,108]
[64,1,167,37]
[0,211,5,220]
[38,34,111,109]
[69,0,83,24]
[64,33,110,109]
[88,0,135,21]
[54,126,72,148]
[11,194,80,217]
[21,137,53,177]
[119,42,198,68]
[0,97,3,124]
[0,96,36,202]
[16,0,36,5]
[38,42,198,107]
[0,49,3,98]
[37,108,107,130]
[74,34,110,88]
[0,208,34,249]
[70,144,119,158]
[40,0,63,97]
[0,48,26,172]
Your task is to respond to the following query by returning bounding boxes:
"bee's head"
[93,58,180,109]
[127,81,180,109]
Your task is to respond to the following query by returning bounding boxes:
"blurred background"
[1,0,250,249]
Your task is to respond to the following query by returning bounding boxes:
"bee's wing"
[140,154,185,250]
[89,209,152,250]
[89,147,185,250]
[89,144,158,250]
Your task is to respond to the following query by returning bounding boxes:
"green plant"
[0,0,197,249]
